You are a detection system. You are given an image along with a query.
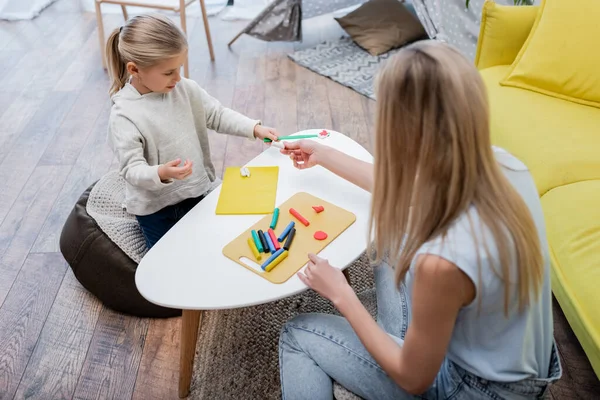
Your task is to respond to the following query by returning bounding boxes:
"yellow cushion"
[481,66,600,196]
[542,180,600,377]
[501,0,600,109]
[475,1,539,70]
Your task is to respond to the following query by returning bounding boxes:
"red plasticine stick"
[289,208,310,226]
[268,229,280,250]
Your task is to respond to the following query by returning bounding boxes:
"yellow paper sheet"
[215,166,279,215]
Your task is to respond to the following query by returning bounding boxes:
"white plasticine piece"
[270,141,285,149]
[240,167,250,177]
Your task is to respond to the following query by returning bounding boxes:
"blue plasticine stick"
[261,248,284,270]
[270,208,280,230]
[251,230,264,253]
[278,221,295,242]
[264,230,276,253]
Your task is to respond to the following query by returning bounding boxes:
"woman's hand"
[158,158,193,181]
[279,139,327,170]
[298,253,355,306]
[253,125,279,142]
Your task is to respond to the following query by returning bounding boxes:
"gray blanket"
[238,0,367,42]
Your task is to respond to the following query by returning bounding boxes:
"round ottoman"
[59,172,180,318]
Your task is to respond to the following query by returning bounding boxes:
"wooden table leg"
[179,310,202,398]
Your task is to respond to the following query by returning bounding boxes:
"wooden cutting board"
[222,192,356,284]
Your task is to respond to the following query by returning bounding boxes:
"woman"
[278,41,561,400]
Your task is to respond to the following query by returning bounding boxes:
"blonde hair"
[106,14,188,96]
[369,40,543,315]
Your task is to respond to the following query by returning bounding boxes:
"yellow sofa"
[475,1,600,378]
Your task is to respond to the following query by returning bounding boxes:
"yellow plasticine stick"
[265,250,289,272]
[247,238,262,261]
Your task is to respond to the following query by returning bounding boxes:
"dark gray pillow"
[335,0,427,56]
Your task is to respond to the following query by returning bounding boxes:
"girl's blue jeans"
[278,263,562,400]
[135,195,204,249]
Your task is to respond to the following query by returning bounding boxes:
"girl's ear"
[126,62,139,78]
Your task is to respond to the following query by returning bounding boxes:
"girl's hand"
[254,125,279,142]
[279,139,325,170]
[158,158,193,181]
[298,253,354,306]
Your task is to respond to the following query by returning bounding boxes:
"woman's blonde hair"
[106,14,188,96]
[369,40,543,315]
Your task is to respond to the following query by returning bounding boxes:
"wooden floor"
[0,1,375,399]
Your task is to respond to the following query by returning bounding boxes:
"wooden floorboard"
[0,253,66,399]
[13,270,102,400]
[132,318,180,400]
[0,3,376,399]
[72,308,148,400]
[0,166,71,306]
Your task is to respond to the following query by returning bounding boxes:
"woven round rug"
[190,253,375,399]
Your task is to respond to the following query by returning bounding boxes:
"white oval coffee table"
[135,129,373,397]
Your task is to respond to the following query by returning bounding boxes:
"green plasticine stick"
[263,134,319,142]
[270,207,280,229]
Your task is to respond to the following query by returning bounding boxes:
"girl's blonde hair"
[106,14,188,96]
[369,40,543,315]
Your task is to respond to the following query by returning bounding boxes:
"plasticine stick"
[268,229,280,251]
[251,230,264,253]
[278,221,295,242]
[247,238,262,261]
[289,208,310,226]
[270,208,280,229]
[264,230,276,253]
[257,230,269,253]
[263,134,318,143]
[261,248,284,270]
[283,227,296,251]
[265,250,289,272]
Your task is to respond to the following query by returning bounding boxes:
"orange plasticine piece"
[289,208,310,226]
[314,231,328,241]
[312,206,324,213]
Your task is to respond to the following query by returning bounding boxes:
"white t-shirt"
[405,147,553,382]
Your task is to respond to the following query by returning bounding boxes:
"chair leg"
[198,0,215,61]
[179,0,189,78]
[228,29,245,47]
[95,1,106,69]
[121,5,128,21]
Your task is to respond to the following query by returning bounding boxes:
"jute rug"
[189,254,600,399]
[190,253,375,399]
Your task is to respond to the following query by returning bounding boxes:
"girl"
[278,41,561,399]
[105,14,279,249]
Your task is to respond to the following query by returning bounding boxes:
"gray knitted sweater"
[108,78,260,216]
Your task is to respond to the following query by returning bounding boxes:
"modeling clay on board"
[261,248,284,270]
[247,238,262,261]
[264,230,276,253]
[314,231,328,241]
[312,205,324,213]
[289,208,310,226]
[268,229,280,251]
[251,230,264,253]
[283,227,296,251]
[257,230,269,253]
[264,250,289,272]
[270,208,280,229]
[278,221,295,242]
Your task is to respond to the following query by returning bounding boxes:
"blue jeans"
[278,263,562,400]
[135,195,204,249]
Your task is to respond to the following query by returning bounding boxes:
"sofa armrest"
[475,1,539,70]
